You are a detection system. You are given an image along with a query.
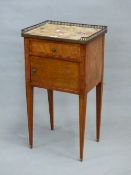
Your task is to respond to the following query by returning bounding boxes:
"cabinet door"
[30,56,80,93]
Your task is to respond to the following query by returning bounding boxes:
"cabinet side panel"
[86,35,104,92]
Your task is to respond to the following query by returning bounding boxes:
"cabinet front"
[30,56,80,93]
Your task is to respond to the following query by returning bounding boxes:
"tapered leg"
[47,90,54,130]
[79,93,87,161]
[26,84,34,148]
[96,82,103,142]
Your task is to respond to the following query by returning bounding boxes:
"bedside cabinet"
[21,20,107,161]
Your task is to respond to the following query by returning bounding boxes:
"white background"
[0,0,131,174]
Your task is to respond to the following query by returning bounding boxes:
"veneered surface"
[30,56,80,92]
[85,35,103,92]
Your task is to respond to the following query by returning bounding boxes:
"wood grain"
[79,93,87,161]
[29,39,81,62]
[30,56,80,92]
[85,35,103,92]
[96,35,105,142]
[47,90,54,130]
[96,82,103,142]
[24,38,34,148]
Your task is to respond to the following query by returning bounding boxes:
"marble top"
[25,23,101,41]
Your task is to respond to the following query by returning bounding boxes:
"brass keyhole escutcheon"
[32,68,37,75]
[51,48,56,54]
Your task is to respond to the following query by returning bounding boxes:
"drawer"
[29,39,81,62]
[30,56,80,92]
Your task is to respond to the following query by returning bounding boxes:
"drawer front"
[29,39,81,61]
[30,56,80,92]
